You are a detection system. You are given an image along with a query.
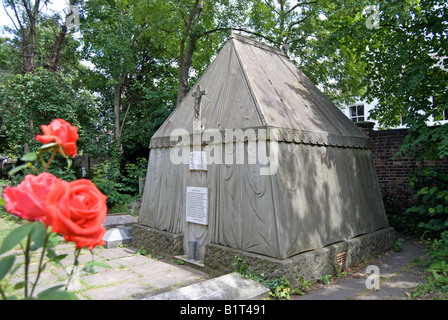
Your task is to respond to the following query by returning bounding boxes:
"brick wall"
[356,122,448,211]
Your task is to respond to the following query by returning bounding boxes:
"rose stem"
[29,228,51,297]
[44,149,57,172]
[66,248,81,291]
[0,285,7,300]
[23,235,32,298]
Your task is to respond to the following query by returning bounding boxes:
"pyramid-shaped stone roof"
[150,33,368,149]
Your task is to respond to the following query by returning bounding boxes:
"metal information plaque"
[189,151,207,171]
[186,186,208,225]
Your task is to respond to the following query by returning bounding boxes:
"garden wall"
[356,122,448,212]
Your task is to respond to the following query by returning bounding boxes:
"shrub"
[91,162,131,209]
[406,166,448,239]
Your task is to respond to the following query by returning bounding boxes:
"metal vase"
[188,241,197,262]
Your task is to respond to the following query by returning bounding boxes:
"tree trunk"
[22,20,36,74]
[22,0,40,73]
[22,28,32,73]
[177,36,197,105]
[176,0,204,105]
[114,73,127,152]
[114,83,121,141]
[49,1,79,72]
[49,25,68,72]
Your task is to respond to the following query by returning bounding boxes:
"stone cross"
[192,85,206,119]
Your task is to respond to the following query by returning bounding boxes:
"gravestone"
[103,213,137,228]
[103,214,137,248]
[145,272,270,300]
[103,226,133,249]
[133,33,394,288]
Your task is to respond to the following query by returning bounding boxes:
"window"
[400,116,407,126]
[433,96,447,121]
[349,104,365,123]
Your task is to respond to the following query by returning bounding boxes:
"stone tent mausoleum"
[133,33,394,287]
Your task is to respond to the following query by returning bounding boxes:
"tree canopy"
[0,0,447,207]
[325,0,447,160]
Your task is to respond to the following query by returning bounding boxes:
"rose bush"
[0,119,108,300]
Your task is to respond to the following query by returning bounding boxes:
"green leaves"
[35,285,78,300]
[7,163,33,177]
[405,166,448,238]
[20,152,39,162]
[0,223,36,255]
[0,255,15,282]
[0,66,99,165]
[0,220,86,300]
[0,222,59,257]
[82,260,111,274]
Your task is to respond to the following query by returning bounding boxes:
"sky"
[1,0,70,37]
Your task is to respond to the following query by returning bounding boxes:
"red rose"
[3,173,61,222]
[44,179,107,250]
[36,119,79,157]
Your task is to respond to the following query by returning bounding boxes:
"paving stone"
[145,272,270,300]
[129,260,177,277]
[9,271,59,287]
[138,268,207,289]
[95,247,137,260]
[33,280,85,296]
[82,280,154,300]
[80,269,138,287]
[107,255,153,269]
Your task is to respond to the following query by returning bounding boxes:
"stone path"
[293,232,428,300]
[2,232,431,301]
[3,243,211,300]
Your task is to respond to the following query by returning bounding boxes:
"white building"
[344,98,448,129]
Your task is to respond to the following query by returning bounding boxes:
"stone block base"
[132,224,183,257]
[204,227,395,289]
[132,224,395,289]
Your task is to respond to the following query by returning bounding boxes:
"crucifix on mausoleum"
[192,85,206,120]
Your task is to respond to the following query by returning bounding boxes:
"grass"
[0,214,18,249]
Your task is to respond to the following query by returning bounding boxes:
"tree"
[48,0,82,73]
[2,0,47,73]
[0,67,98,158]
[327,0,448,237]
[80,0,180,169]
[1,1,93,158]
[81,0,143,145]
[0,36,21,81]
[132,0,250,105]
[2,0,82,74]
[328,0,447,159]
[244,0,368,106]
